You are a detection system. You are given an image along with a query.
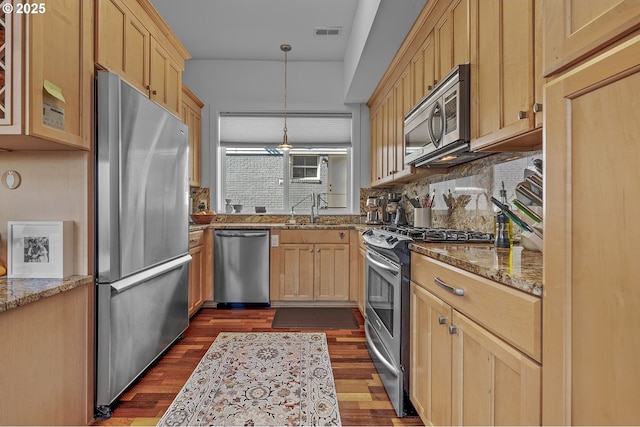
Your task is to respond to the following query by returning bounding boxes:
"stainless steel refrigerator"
[95,71,191,417]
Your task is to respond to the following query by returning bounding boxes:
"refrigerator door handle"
[110,254,192,294]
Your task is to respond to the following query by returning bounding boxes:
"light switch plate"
[271,235,279,247]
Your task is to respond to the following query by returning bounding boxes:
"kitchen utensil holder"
[414,208,432,228]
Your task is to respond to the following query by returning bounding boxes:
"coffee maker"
[386,193,407,225]
[365,196,383,224]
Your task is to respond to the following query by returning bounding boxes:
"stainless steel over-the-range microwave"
[404,63,488,168]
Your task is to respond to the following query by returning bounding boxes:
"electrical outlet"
[271,235,279,247]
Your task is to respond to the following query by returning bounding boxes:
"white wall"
[183,59,370,213]
[0,152,91,275]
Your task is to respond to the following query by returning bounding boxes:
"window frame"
[219,146,351,215]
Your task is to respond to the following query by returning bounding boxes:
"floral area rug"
[157,332,341,426]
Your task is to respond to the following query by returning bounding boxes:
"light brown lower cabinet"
[276,229,350,302]
[0,284,92,425]
[279,243,349,301]
[410,251,541,426]
[410,283,541,425]
[188,230,206,316]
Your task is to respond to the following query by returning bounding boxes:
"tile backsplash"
[361,151,543,239]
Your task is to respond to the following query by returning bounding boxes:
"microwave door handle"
[428,103,444,147]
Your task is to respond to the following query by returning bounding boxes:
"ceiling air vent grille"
[314,27,342,36]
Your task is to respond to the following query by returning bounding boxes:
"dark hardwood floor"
[92,307,423,426]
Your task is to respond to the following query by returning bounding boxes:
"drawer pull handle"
[434,277,464,296]
[449,325,458,335]
[438,316,447,325]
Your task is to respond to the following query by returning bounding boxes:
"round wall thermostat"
[3,170,21,189]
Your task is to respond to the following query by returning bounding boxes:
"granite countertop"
[410,243,543,296]
[0,275,94,313]
[190,222,373,231]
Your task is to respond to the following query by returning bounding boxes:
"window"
[219,113,351,214]
[291,155,320,181]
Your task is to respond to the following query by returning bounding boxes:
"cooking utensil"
[533,158,543,175]
[405,195,421,208]
[491,197,536,234]
[516,182,543,206]
[525,175,543,198]
[512,198,543,223]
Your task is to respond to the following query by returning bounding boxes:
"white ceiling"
[149,0,427,103]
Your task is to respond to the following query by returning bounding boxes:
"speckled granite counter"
[188,222,542,296]
[190,222,373,231]
[0,275,93,313]
[410,243,543,296]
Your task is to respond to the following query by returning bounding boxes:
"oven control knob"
[363,229,373,236]
[385,236,395,243]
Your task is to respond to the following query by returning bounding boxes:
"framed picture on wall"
[7,221,74,278]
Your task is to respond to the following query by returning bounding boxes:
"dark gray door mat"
[271,307,360,329]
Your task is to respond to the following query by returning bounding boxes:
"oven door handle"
[366,252,399,275]
[365,322,399,377]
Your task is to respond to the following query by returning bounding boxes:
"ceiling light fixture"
[278,44,292,151]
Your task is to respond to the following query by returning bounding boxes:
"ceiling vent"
[314,27,342,36]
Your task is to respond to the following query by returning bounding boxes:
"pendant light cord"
[283,47,288,135]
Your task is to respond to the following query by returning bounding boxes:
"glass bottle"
[494,182,512,248]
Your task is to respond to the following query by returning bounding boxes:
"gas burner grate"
[380,226,493,243]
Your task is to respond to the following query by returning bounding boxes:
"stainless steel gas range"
[362,225,493,417]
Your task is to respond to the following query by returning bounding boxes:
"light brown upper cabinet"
[96,0,189,118]
[469,0,542,152]
[96,0,149,95]
[543,0,640,77]
[435,0,470,87]
[181,84,204,187]
[0,0,93,150]
[410,0,469,107]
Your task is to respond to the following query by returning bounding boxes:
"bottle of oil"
[494,182,512,248]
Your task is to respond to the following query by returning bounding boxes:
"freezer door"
[96,254,190,407]
[96,72,189,282]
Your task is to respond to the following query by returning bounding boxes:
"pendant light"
[278,44,292,151]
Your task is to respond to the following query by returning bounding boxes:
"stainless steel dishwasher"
[214,229,270,305]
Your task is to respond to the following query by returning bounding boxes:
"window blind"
[219,112,352,147]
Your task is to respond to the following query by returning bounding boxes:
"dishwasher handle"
[215,230,269,238]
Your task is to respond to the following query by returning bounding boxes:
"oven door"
[364,248,404,415]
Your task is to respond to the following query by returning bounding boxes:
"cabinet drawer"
[280,229,349,244]
[411,252,541,362]
[188,230,204,248]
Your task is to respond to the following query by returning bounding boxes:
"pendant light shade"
[278,44,292,151]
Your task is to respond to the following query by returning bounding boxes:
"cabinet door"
[96,0,149,96]
[280,244,314,301]
[410,283,452,426]
[544,32,640,426]
[470,0,535,151]
[204,229,214,302]
[150,36,181,117]
[411,44,425,106]
[393,67,412,181]
[188,243,204,316]
[434,0,470,85]
[370,105,383,185]
[314,244,349,301]
[357,246,366,315]
[543,0,640,76]
[451,311,541,426]
[190,108,201,186]
[22,0,92,149]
